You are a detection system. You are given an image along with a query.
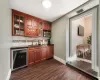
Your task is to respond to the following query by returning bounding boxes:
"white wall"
[98,1,100,77]
[51,0,99,62]
[51,17,67,60]
[71,18,85,56]
[84,16,92,44]
[0,0,11,80]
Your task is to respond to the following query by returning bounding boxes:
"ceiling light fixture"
[42,0,52,9]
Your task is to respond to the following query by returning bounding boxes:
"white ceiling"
[9,0,89,22]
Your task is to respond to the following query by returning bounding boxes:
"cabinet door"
[43,22,51,31]
[47,46,54,59]
[12,10,25,36]
[28,49,35,66]
[35,48,41,63]
[31,19,37,36]
[41,47,47,61]
[25,16,41,37]
[33,19,41,37]
[48,23,51,31]
[25,16,33,37]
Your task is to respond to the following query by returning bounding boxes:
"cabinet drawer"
[28,48,34,50]
[28,47,40,51]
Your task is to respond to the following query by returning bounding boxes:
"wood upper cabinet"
[25,15,41,37]
[47,46,54,59]
[25,15,33,37]
[41,46,47,61]
[12,10,25,36]
[12,10,51,37]
[28,48,35,66]
[43,22,51,31]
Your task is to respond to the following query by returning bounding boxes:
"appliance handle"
[13,52,17,68]
[12,48,27,52]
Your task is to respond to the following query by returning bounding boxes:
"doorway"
[71,15,92,63]
[68,6,99,77]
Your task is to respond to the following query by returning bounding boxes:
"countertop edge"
[10,44,54,49]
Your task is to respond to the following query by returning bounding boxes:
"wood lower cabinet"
[28,48,35,66]
[28,45,54,66]
[34,48,41,63]
[47,46,54,59]
[41,46,47,61]
[28,47,41,66]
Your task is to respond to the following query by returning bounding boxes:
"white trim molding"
[94,66,99,73]
[98,77,100,80]
[54,55,66,65]
[77,58,92,63]
[6,69,11,80]
[69,7,98,72]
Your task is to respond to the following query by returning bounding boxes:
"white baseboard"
[92,66,99,73]
[6,69,11,80]
[77,58,92,63]
[95,66,99,73]
[98,77,100,80]
[54,55,66,65]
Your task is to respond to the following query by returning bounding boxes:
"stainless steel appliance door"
[11,48,28,71]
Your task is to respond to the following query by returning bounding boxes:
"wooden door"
[41,47,47,61]
[34,48,41,63]
[47,46,54,59]
[28,49,35,66]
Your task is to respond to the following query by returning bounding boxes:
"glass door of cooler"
[12,49,27,70]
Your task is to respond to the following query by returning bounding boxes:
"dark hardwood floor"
[10,59,92,80]
[67,61,98,77]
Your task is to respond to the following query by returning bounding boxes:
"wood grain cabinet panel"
[12,10,25,36]
[25,15,33,37]
[43,22,51,31]
[12,10,51,37]
[41,47,47,61]
[25,15,41,37]
[47,46,54,59]
[28,45,54,66]
[28,49,35,66]
[34,48,41,63]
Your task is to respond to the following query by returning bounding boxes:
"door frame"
[68,6,99,72]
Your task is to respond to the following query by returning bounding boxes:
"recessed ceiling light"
[42,0,52,9]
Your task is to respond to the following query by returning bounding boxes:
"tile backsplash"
[12,36,48,47]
